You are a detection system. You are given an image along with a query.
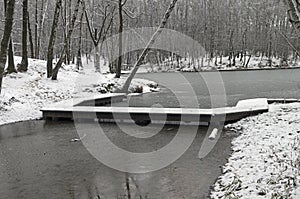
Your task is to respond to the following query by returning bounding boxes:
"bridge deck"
[41,106,268,123]
[41,97,271,124]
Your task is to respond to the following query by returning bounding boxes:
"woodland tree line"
[0,0,300,93]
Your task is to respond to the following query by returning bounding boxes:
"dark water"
[129,69,300,108]
[0,120,233,199]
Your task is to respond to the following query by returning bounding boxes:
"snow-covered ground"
[0,57,159,126]
[211,103,300,199]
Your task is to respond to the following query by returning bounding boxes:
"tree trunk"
[6,38,16,74]
[66,0,72,65]
[34,0,38,58]
[76,10,84,70]
[268,26,273,67]
[228,30,234,67]
[94,45,101,72]
[18,0,29,72]
[28,11,35,58]
[115,0,124,78]
[37,0,47,59]
[5,0,16,74]
[119,0,178,93]
[46,0,62,78]
[0,0,15,93]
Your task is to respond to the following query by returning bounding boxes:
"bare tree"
[6,38,16,74]
[84,1,115,73]
[46,0,62,78]
[36,0,48,59]
[51,0,82,80]
[0,0,15,93]
[115,0,126,78]
[17,0,29,72]
[28,11,35,58]
[76,9,84,70]
[4,0,17,74]
[34,0,38,58]
[119,0,178,93]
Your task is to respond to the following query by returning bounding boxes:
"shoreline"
[187,66,300,73]
[211,103,300,198]
[132,66,300,74]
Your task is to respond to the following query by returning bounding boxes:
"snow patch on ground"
[211,103,300,199]
[0,57,159,126]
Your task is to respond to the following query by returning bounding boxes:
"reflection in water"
[0,120,233,199]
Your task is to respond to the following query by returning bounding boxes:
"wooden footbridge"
[41,94,276,125]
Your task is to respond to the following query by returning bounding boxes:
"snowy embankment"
[211,103,300,198]
[0,57,159,126]
[138,56,300,73]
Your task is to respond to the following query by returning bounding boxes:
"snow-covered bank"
[0,57,159,126]
[211,103,300,198]
[137,56,300,73]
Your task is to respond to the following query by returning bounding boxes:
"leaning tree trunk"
[0,0,15,93]
[51,0,81,80]
[46,0,62,78]
[118,0,178,93]
[285,0,300,37]
[18,0,29,72]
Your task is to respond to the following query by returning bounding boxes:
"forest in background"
[0,0,300,87]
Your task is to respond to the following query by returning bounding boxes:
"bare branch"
[121,0,129,7]
[122,6,139,19]
[85,10,97,46]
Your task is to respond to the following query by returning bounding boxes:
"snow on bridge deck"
[46,93,127,108]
